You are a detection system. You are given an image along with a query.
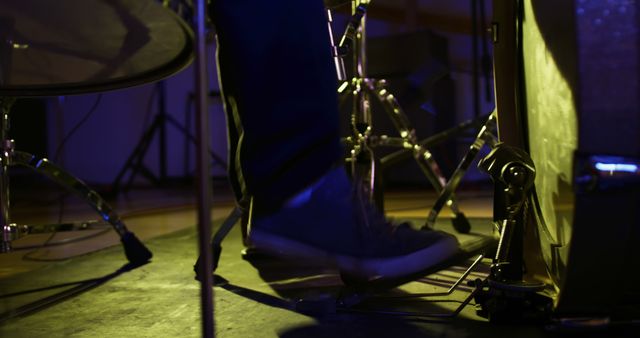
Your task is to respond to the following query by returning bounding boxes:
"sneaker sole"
[248,228,459,283]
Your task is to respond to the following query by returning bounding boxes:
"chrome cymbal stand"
[329,0,470,230]
[0,98,151,264]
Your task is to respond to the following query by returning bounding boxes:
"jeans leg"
[211,0,343,213]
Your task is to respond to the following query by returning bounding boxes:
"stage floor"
[0,181,633,337]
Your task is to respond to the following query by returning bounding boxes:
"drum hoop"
[0,9,195,97]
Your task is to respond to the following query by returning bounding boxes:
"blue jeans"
[210,0,343,213]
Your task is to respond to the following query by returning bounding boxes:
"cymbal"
[0,0,193,96]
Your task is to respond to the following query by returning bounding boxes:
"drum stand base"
[0,98,152,265]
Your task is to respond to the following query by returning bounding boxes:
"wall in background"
[44,42,228,187]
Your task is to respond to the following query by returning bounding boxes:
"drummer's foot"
[247,167,459,284]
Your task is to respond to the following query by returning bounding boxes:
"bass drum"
[494,0,640,318]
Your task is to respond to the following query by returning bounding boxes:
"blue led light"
[594,162,638,173]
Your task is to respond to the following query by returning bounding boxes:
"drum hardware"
[471,143,552,323]
[487,0,640,326]
[0,98,152,264]
[328,0,472,232]
[194,205,244,280]
[192,0,215,335]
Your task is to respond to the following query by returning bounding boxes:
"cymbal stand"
[330,0,470,230]
[0,98,152,264]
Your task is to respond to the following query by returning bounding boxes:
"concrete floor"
[0,180,635,337]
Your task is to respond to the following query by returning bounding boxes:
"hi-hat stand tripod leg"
[424,111,498,232]
[0,98,152,264]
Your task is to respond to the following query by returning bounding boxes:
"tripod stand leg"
[194,206,244,281]
[0,98,15,253]
[110,116,161,195]
[367,79,469,224]
[11,151,152,264]
[424,113,498,233]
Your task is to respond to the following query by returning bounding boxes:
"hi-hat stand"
[0,98,152,264]
[328,0,475,232]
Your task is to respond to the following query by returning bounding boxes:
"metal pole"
[0,98,14,253]
[193,0,214,337]
[158,81,167,181]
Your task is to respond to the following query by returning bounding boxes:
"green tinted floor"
[0,188,636,338]
[0,216,558,338]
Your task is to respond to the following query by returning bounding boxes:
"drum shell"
[494,0,640,317]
